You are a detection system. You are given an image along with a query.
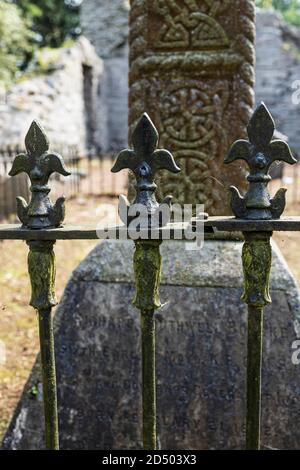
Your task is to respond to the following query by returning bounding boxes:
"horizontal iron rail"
[1,217,300,240]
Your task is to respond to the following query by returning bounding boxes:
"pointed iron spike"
[225,101,295,220]
[10,120,70,228]
[118,194,131,225]
[247,102,275,149]
[25,120,49,158]
[131,113,159,155]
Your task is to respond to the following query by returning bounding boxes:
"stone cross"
[129,0,256,214]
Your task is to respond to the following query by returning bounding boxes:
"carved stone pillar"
[129,0,255,214]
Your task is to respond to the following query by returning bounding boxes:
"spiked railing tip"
[9,120,71,228]
[224,102,296,220]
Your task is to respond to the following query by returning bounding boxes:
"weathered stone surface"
[0,38,102,153]
[128,1,255,213]
[255,9,300,156]
[80,0,129,59]
[80,0,129,153]
[94,46,129,153]
[2,8,300,160]
[3,239,300,450]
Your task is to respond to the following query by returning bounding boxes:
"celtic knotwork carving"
[150,0,230,50]
[161,86,218,146]
[129,0,255,214]
[156,81,229,206]
[161,152,214,205]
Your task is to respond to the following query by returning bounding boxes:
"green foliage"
[15,0,81,48]
[29,384,39,398]
[0,1,33,85]
[256,0,300,27]
[0,0,81,86]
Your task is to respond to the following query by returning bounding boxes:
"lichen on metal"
[112,113,181,450]
[223,102,295,449]
[27,240,57,311]
[241,231,272,308]
[112,113,180,228]
[133,240,162,311]
[8,119,64,450]
[9,120,71,229]
[224,102,296,220]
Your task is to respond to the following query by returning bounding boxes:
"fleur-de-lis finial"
[224,102,297,219]
[111,113,180,227]
[9,120,71,228]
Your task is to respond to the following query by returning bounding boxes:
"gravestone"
[3,239,300,449]
[129,0,255,213]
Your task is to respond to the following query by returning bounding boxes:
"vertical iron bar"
[246,305,263,450]
[38,307,59,450]
[27,239,59,450]
[224,103,296,450]
[133,239,162,450]
[242,231,272,450]
[111,114,180,450]
[9,120,70,450]
[141,309,156,450]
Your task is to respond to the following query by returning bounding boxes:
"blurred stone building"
[80,4,300,157]
[80,0,129,153]
[2,5,300,158]
[255,10,300,157]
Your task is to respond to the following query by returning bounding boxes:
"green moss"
[242,232,272,307]
[34,47,61,71]
[27,241,57,311]
[246,305,264,450]
[29,384,38,399]
[132,240,161,449]
[133,240,162,312]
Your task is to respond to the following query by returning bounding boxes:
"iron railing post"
[112,113,180,449]
[133,239,162,449]
[9,120,70,450]
[242,231,272,449]
[224,102,296,449]
[38,307,59,449]
[27,239,59,449]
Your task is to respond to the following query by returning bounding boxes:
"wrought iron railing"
[0,144,126,220]
[1,103,299,450]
